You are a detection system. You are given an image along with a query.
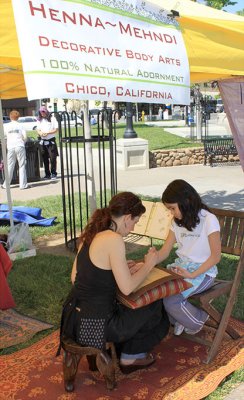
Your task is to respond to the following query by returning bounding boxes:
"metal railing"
[58,109,118,251]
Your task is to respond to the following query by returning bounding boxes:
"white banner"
[12,0,190,104]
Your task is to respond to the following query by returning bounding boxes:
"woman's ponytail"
[80,207,111,245]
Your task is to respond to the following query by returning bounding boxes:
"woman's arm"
[71,257,77,284]
[110,235,158,295]
[47,128,57,135]
[71,242,84,284]
[174,231,221,279]
[22,129,27,142]
[36,119,57,136]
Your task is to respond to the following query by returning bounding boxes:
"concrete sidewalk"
[223,383,244,400]
[1,163,243,210]
[145,115,232,138]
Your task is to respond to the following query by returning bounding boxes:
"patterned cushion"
[117,279,191,309]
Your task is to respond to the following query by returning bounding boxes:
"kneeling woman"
[61,192,169,373]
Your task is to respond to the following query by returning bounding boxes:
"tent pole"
[0,100,14,227]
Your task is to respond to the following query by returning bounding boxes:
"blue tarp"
[0,205,56,226]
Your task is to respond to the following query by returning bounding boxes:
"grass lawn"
[114,123,202,151]
[29,121,202,151]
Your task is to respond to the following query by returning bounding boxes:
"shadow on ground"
[201,189,244,211]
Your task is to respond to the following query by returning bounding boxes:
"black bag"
[56,291,77,356]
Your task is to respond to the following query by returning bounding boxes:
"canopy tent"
[0,0,244,185]
[153,0,244,83]
[0,1,25,100]
[1,0,244,101]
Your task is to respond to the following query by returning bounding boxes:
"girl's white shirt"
[171,209,220,266]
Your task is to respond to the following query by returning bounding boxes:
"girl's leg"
[163,275,214,332]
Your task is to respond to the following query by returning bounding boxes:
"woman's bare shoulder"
[96,230,123,243]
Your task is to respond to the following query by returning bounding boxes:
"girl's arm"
[156,230,176,264]
[175,231,221,279]
[110,234,158,295]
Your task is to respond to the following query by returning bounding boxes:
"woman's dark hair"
[162,179,210,231]
[80,192,145,245]
[37,106,51,122]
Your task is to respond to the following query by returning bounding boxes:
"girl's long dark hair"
[80,192,146,245]
[162,179,210,231]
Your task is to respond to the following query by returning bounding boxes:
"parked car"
[60,114,83,127]
[18,116,38,131]
[2,116,10,123]
[89,108,101,123]
[89,108,113,124]
[187,114,195,126]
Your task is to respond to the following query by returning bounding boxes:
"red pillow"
[117,278,191,309]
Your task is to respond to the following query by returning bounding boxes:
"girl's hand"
[171,266,193,279]
[42,132,48,137]
[127,259,136,270]
[129,262,143,275]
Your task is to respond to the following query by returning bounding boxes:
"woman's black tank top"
[74,243,117,318]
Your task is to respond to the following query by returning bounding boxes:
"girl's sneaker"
[174,322,185,336]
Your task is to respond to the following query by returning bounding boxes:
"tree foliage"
[202,1,237,10]
[236,9,244,16]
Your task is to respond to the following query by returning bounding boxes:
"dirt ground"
[34,234,75,258]
[34,233,150,258]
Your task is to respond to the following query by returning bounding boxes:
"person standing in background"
[158,107,163,120]
[1,110,29,190]
[37,106,58,180]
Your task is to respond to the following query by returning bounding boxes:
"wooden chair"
[62,337,117,392]
[189,208,244,364]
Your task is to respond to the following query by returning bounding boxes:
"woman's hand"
[41,132,48,137]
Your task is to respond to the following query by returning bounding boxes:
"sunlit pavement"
[1,160,243,211]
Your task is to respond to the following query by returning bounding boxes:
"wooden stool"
[61,337,117,392]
